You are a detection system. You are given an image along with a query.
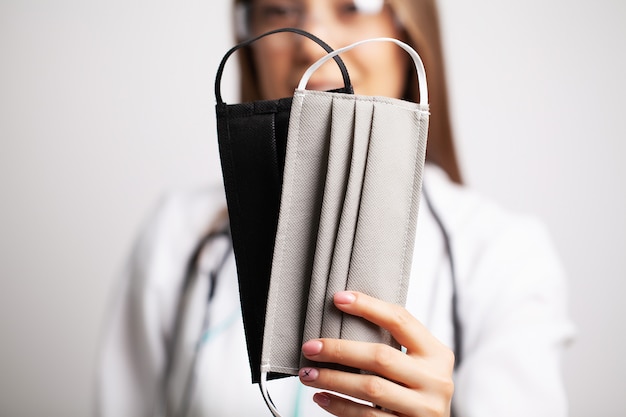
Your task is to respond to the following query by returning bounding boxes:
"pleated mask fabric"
[214,28,353,384]
[260,37,430,395]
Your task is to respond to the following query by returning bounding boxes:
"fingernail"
[313,392,331,407]
[299,367,319,382]
[334,291,356,305]
[302,340,323,356]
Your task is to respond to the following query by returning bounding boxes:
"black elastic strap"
[214,27,353,105]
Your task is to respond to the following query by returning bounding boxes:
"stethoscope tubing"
[165,187,461,416]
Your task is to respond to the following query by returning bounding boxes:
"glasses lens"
[353,0,384,14]
[241,0,388,41]
[248,1,302,36]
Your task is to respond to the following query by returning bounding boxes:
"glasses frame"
[234,0,388,41]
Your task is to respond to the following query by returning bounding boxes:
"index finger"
[333,291,446,355]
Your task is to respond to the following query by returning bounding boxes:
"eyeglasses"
[236,0,388,41]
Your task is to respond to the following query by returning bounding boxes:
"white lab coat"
[96,164,575,417]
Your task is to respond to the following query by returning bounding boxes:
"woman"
[97,0,574,416]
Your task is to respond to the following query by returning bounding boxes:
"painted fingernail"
[334,291,356,305]
[299,367,319,382]
[313,392,331,407]
[302,340,323,356]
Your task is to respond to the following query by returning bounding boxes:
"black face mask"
[214,28,353,384]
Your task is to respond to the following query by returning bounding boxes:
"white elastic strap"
[260,371,283,417]
[297,37,428,106]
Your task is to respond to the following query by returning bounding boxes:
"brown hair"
[232,0,462,183]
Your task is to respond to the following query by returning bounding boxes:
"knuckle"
[330,339,345,361]
[388,305,412,332]
[426,376,454,417]
[332,397,350,415]
[423,401,448,417]
[360,408,380,417]
[440,375,455,399]
[323,369,341,391]
[429,370,454,399]
[372,345,394,370]
[362,376,385,400]
[439,346,456,371]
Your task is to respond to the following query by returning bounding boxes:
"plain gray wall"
[0,0,624,416]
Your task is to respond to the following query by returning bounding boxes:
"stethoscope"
[161,186,462,417]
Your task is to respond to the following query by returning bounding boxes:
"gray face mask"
[259,38,430,416]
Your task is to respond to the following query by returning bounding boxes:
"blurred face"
[243,0,409,100]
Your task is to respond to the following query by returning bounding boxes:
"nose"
[293,11,350,87]
[295,17,334,65]
[293,24,347,91]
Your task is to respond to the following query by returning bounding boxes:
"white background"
[0,0,624,416]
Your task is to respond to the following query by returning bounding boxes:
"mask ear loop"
[260,372,282,417]
[214,27,353,107]
[297,37,428,106]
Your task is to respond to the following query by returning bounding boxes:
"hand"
[298,291,455,416]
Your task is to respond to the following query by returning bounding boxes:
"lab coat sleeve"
[452,216,575,417]
[95,261,167,417]
[95,190,219,417]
